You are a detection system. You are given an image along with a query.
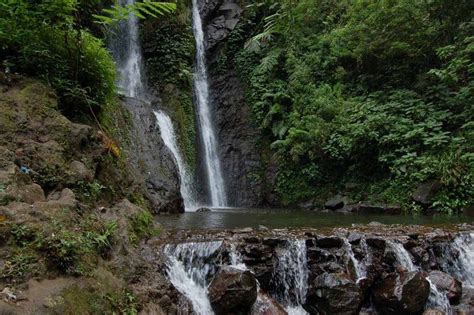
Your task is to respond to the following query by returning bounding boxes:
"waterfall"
[191,0,228,207]
[228,243,247,270]
[154,111,196,211]
[271,240,309,315]
[426,278,453,315]
[386,240,417,271]
[114,0,145,99]
[387,240,454,313]
[164,241,223,315]
[446,232,474,287]
[344,239,366,282]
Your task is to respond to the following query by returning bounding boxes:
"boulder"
[251,291,287,315]
[5,183,45,204]
[412,180,441,206]
[209,266,258,315]
[324,195,344,210]
[453,286,474,315]
[68,160,93,182]
[305,272,363,315]
[428,271,462,304]
[196,207,212,212]
[373,272,430,314]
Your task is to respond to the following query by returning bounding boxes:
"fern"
[94,1,176,25]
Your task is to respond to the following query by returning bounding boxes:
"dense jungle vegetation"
[1,0,473,214]
[224,0,474,212]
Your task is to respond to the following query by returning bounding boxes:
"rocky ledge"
[152,224,474,314]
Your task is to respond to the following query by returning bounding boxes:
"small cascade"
[154,111,196,211]
[387,240,417,271]
[228,243,247,270]
[272,240,309,315]
[164,241,223,315]
[343,239,366,282]
[387,240,454,313]
[426,278,453,315]
[447,232,474,287]
[191,0,228,207]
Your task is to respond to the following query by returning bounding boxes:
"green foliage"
[76,180,106,202]
[0,0,116,117]
[0,249,40,281]
[233,0,474,211]
[2,211,117,277]
[128,210,159,244]
[59,285,139,315]
[94,1,176,25]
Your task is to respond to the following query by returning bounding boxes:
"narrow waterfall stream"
[154,111,196,211]
[386,240,417,271]
[271,240,309,315]
[344,239,367,283]
[191,0,228,207]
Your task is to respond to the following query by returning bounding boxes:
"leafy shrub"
[128,210,159,244]
[0,0,116,117]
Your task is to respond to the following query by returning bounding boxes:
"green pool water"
[158,208,473,230]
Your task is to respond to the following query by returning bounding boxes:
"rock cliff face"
[119,97,184,213]
[200,0,274,206]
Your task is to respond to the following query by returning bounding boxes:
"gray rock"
[305,273,363,315]
[428,271,462,304]
[5,183,45,204]
[324,195,344,210]
[68,160,93,182]
[349,204,402,215]
[412,180,442,205]
[251,291,287,315]
[120,97,184,214]
[373,272,430,314]
[209,266,258,315]
[316,237,343,248]
[196,207,212,212]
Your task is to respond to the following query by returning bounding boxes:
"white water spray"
[387,240,417,271]
[154,111,196,211]
[448,232,474,287]
[426,278,453,315]
[272,240,309,315]
[164,241,223,315]
[344,239,366,282]
[191,0,227,207]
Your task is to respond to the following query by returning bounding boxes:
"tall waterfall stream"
[191,0,228,207]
